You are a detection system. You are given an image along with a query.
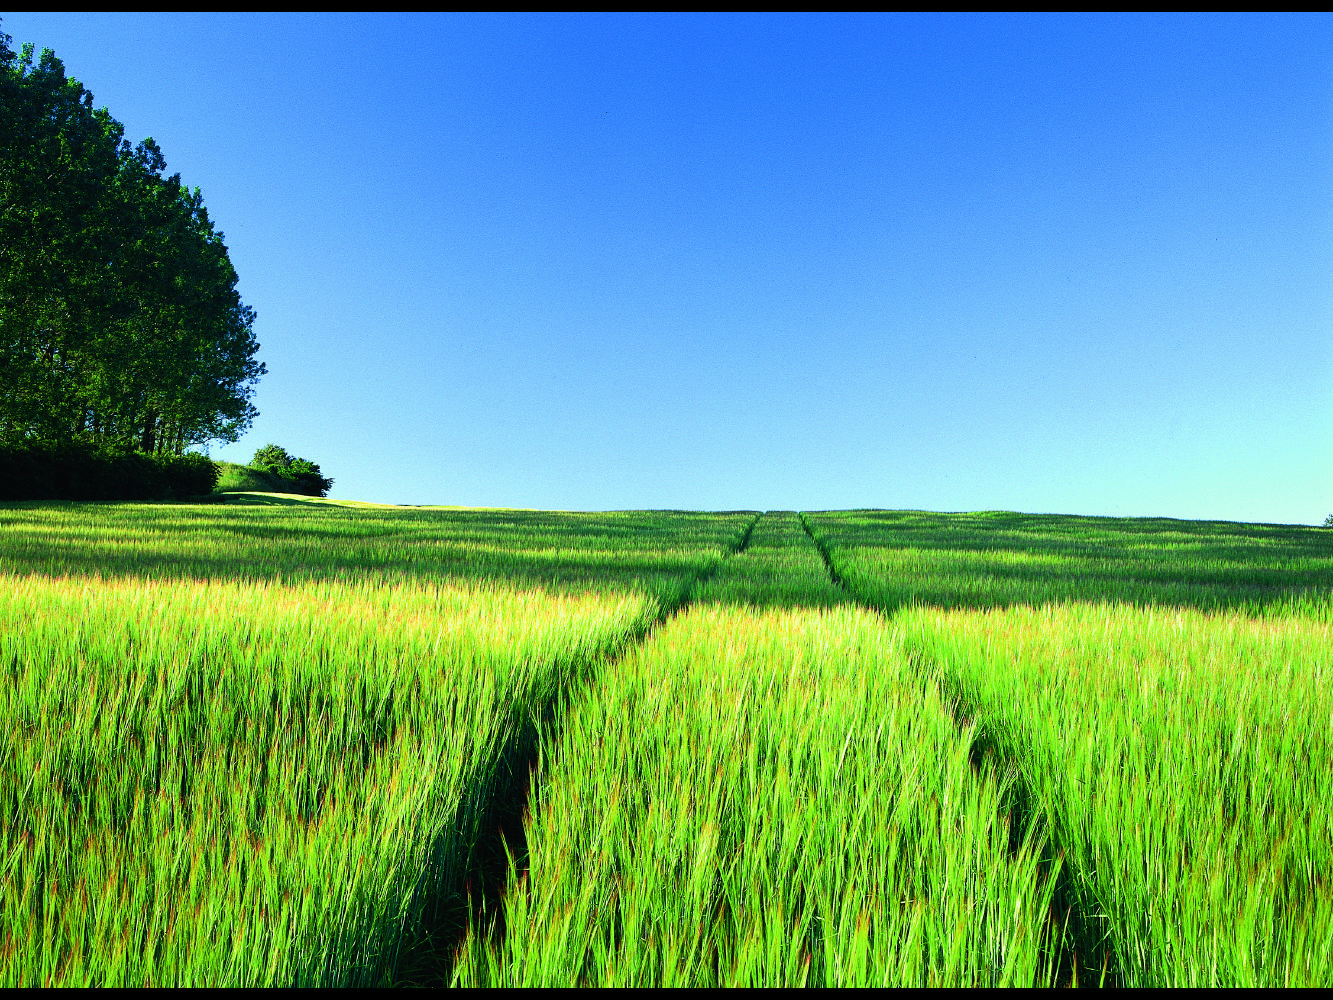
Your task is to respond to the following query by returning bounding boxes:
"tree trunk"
[141,409,156,453]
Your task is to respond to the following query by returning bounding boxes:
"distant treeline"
[0,22,264,467]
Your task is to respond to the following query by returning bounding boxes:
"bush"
[247,445,334,498]
[159,451,221,496]
[0,441,218,501]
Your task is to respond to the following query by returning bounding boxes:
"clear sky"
[6,13,1332,522]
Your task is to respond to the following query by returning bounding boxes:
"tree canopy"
[0,21,264,455]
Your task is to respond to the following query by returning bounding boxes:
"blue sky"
[7,13,1332,521]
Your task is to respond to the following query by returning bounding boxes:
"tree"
[250,444,334,498]
[0,21,264,454]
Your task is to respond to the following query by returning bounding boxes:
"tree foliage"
[249,444,333,498]
[0,22,264,455]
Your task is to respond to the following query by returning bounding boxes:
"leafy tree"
[249,444,334,498]
[0,21,264,455]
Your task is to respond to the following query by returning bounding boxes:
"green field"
[2,501,1330,985]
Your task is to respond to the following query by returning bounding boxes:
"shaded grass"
[803,509,1333,615]
[0,503,753,601]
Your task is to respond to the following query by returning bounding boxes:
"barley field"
[2,499,1329,985]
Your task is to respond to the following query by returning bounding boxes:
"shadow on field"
[388,666,560,986]
[802,509,1333,615]
[0,503,762,599]
[209,491,330,506]
[8,501,1321,614]
[945,687,1120,988]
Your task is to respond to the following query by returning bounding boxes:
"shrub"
[0,441,218,501]
[247,445,334,498]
